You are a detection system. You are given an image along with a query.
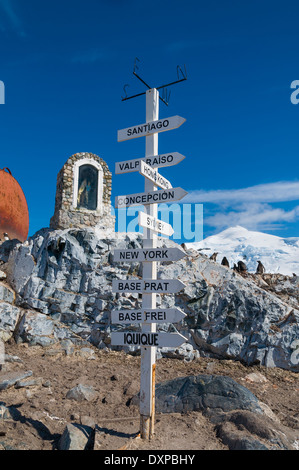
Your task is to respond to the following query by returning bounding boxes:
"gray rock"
[15,377,43,389]
[0,284,14,303]
[133,374,298,450]
[0,370,33,390]
[0,403,13,420]
[58,423,94,450]
[153,374,262,415]
[0,302,21,342]
[2,227,299,371]
[66,384,96,402]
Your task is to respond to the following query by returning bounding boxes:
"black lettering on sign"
[124,332,159,346]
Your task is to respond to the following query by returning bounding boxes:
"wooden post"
[140,88,159,439]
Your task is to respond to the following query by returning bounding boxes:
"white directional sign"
[115,187,187,208]
[111,331,187,348]
[117,116,186,142]
[115,152,186,174]
[113,247,187,263]
[111,307,186,325]
[139,161,172,190]
[112,279,186,294]
[138,211,174,237]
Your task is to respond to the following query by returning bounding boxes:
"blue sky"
[1,0,299,243]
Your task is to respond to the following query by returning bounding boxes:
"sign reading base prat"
[114,86,188,440]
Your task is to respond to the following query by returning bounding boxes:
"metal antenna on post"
[121,58,187,106]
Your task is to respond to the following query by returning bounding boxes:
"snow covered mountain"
[187,226,299,276]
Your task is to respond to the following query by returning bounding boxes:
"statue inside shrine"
[50,152,115,233]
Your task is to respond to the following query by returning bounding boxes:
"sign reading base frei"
[114,87,188,440]
[111,306,186,325]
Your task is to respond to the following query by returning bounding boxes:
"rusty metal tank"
[0,167,29,242]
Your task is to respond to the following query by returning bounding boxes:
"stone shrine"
[50,152,115,232]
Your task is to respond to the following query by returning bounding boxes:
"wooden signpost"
[113,84,188,440]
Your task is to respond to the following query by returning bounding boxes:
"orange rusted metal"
[0,167,29,242]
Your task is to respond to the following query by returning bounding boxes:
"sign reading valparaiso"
[117,115,186,142]
[115,152,185,174]
[113,247,187,263]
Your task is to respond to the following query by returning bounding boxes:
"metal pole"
[140,88,159,439]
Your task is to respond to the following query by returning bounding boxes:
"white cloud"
[184,181,299,205]
[205,203,299,231]
[184,181,299,232]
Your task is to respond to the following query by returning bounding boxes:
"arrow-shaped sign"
[115,152,186,174]
[112,279,186,293]
[111,331,187,348]
[111,307,186,324]
[117,116,186,142]
[139,161,172,190]
[138,211,174,237]
[115,187,187,209]
[113,247,187,263]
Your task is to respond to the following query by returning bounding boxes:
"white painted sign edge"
[138,211,174,236]
[139,161,172,190]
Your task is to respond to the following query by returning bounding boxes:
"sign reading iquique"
[111,331,187,348]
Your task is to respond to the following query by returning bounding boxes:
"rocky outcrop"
[0,227,298,371]
[133,374,298,450]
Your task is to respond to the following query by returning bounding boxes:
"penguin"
[237,260,247,272]
[209,252,218,261]
[221,256,229,267]
[3,233,9,241]
[256,260,265,274]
